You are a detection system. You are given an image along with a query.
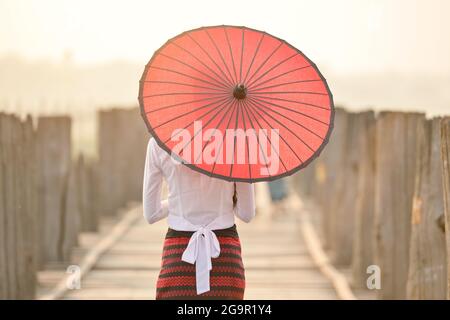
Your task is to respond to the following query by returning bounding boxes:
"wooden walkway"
[38,185,345,300]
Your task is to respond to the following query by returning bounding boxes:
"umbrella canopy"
[139,25,334,182]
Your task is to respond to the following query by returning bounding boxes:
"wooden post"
[440,117,450,298]
[0,113,9,298]
[36,116,72,263]
[61,162,81,261]
[351,111,376,288]
[21,115,38,298]
[0,114,37,299]
[97,108,150,216]
[124,109,149,203]
[329,111,362,266]
[407,117,447,299]
[1,114,18,298]
[374,112,425,299]
[317,108,350,249]
[292,160,315,199]
[86,161,100,232]
[76,154,98,232]
[97,109,120,216]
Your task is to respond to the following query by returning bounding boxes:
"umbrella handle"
[233,182,237,208]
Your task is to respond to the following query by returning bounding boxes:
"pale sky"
[1,0,450,75]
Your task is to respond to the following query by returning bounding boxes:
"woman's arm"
[234,182,256,222]
[142,138,169,224]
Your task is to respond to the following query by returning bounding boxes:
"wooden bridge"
[36,184,364,300]
[1,108,449,300]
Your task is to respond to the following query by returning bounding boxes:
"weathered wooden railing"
[0,108,148,299]
[2,106,449,300]
[293,108,450,299]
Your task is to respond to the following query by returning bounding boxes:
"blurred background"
[1,0,450,300]
[1,0,449,156]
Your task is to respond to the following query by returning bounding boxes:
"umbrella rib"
[248,65,313,90]
[249,79,322,92]
[242,33,265,84]
[143,80,229,92]
[145,96,225,114]
[249,95,329,134]
[247,96,318,155]
[246,52,297,88]
[211,100,239,176]
[245,41,284,86]
[205,29,236,86]
[153,96,229,130]
[242,101,271,177]
[148,65,231,90]
[143,91,230,98]
[228,95,241,177]
[224,26,239,84]
[239,29,245,84]
[186,33,235,88]
[244,98,304,164]
[168,40,234,89]
[250,95,330,111]
[249,90,328,96]
[194,97,237,164]
[158,52,230,90]
[163,97,233,145]
[178,97,235,156]
[239,99,252,180]
[242,99,287,172]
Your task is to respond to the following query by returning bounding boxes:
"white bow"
[181,227,221,294]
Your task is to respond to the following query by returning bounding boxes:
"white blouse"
[142,138,255,294]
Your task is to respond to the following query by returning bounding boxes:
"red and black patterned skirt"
[156,224,245,300]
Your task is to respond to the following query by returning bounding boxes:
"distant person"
[143,138,255,299]
[267,179,289,218]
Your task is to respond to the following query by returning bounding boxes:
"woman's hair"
[232,182,237,208]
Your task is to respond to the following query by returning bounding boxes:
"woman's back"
[143,137,254,229]
[143,137,255,298]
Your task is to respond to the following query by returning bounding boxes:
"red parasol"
[139,25,334,182]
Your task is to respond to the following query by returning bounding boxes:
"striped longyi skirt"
[156,224,245,300]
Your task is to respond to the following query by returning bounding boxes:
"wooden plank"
[440,117,450,298]
[351,111,376,288]
[407,117,446,299]
[71,269,331,287]
[291,193,356,300]
[374,112,425,299]
[94,253,316,270]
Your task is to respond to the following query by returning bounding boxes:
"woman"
[143,137,255,300]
